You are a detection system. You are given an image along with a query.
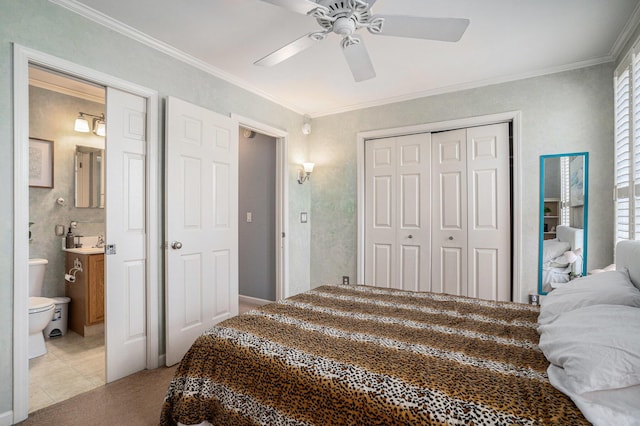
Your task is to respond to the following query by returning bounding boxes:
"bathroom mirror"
[75,145,104,208]
[538,152,589,295]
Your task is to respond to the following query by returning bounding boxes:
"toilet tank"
[28,258,48,297]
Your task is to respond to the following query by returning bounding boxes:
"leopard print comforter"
[160,285,589,425]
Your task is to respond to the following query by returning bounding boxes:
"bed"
[541,225,583,292]
[161,241,640,426]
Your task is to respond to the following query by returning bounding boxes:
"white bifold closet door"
[364,123,510,301]
[431,123,510,301]
[364,133,432,291]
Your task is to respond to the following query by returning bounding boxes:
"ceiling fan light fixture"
[333,17,356,36]
[255,0,469,82]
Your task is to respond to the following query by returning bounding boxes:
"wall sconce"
[74,112,106,137]
[302,114,312,135]
[297,162,315,184]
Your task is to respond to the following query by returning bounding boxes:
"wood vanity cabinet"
[65,252,104,336]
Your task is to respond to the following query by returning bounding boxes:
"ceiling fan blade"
[258,0,320,15]
[342,36,376,82]
[255,33,321,67]
[375,15,469,42]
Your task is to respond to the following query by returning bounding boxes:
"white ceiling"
[56,0,640,117]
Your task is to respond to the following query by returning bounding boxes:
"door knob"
[171,241,183,250]
[448,236,454,240]
[407,235,413,239]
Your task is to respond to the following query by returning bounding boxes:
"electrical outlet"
[342,276,349,285]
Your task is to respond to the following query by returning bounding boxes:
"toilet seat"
[29,296,55,313]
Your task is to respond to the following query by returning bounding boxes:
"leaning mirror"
[538,152,588,295]
[75,145,104,208]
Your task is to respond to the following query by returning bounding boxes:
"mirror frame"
[538,152,589,296]
[75,144,105,209]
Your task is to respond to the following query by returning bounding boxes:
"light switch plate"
[246,212,252,223]
[300,212,308,223]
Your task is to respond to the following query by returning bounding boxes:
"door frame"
[232,114,289,300]
[356,111,523,301]
[12,44,160,423]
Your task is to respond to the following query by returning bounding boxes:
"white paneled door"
[430,129,468,296]
[365,123,510,300]
[165,97,238,366]
[364,133,432,291]
[105,88,148,383]
[432,123,511,301]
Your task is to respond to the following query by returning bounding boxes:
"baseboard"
[239,295,272,306]
[0,409,14,426]
[158,353,166,367]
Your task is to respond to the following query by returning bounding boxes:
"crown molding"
[29,77,105,104]
[610,2,640,61]
[310,56,613,118]
[48,0,305,114]
[49,0,621,119]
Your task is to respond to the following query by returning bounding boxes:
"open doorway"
[233,114,289,303]
[28,65,107,412]
[239,128,277,306]
[13,46,160,423]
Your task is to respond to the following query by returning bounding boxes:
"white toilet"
[28,258,55,359]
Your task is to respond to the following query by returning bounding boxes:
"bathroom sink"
[63,247,104,255]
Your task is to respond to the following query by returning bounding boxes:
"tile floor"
[29,331,105,413]
[28,299,265,413]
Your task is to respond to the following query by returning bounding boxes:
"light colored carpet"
[19,365,178,426]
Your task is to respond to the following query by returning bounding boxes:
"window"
[614,47,640,241]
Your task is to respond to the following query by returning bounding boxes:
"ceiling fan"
[255,0,469,82]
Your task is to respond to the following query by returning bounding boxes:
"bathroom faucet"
[96,234,105,248]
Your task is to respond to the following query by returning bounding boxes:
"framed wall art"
[29,138,54,188]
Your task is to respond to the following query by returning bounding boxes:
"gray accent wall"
[239,130,277,301]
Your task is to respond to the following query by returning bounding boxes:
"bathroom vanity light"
[74,113,90,132]
[297,162,315,184]
[74,112,106,136]
[93,116,106,136]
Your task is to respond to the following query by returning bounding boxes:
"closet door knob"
[407,235,413,239]
[171,241,183,250]
[448,236,454,240]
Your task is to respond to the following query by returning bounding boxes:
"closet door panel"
[396,134,431,291]
[365,134,431,291]
[432,129,467,296]
[365,139,396,286]
[467,123,511,301]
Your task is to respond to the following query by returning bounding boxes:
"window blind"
[615,64,632,241]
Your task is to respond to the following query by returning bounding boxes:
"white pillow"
[543,239,571,262]
[547,364,640,426]
[538,304,640,394]
[538,268,640,325]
